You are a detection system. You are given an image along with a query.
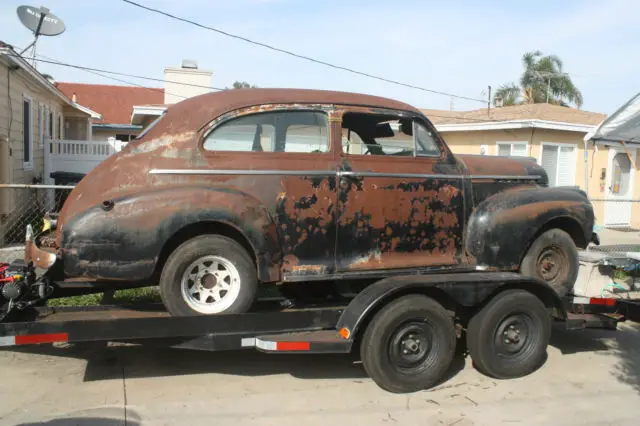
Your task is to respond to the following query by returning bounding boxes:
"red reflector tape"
[14,333,68,345]
[589,298,616,306]
[276,341,310,351]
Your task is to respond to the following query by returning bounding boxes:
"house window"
[497,142,528,157]
[203,111,329,153]
[540,143,577,187]
[38,104,44,147]
[43,106,48,138]
[23,96,33,169]
[58,113,63,139]
[49,110,54,138]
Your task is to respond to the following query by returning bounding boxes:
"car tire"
[360,295,456,393]
[467,289,550,379]
[159,235,257,316]
[520,228,578,297]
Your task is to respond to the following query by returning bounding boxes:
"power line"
[121,0,488,105]
[6,53,225,92]
[30,51,188,100]
[6,46,510,125]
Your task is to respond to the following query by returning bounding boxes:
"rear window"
[203,111,329,153]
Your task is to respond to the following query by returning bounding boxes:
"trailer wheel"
[159,235,257,316]
[360,295,456,393]
[520,228,578,297]
[467,289,550,379]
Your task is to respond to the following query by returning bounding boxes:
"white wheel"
[180,255,242,314]
[159,235,257,316]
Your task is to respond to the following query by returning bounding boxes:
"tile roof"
[421,103,606,126]
[56,82,164,124]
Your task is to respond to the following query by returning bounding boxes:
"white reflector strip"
[572,296,590,305]
[255,339,277,351]
[0,336,16,347]
[241,338,256,347]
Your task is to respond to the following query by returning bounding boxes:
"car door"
[335,108,467,272]
[200,107,340,280]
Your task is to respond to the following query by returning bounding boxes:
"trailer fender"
[336,272,566,342]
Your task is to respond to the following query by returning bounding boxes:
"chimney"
[72,93,77,102]
[163,59,213,105]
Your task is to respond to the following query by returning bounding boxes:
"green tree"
[227,81,257,89]
[494,51,583,108]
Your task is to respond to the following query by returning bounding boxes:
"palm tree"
[494,51,583,108]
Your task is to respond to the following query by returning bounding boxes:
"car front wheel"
[159,235,257,316]
[520,228,578,297]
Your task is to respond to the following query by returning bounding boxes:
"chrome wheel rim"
[180,255,241,314]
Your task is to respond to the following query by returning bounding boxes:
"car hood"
[456,154,549,185]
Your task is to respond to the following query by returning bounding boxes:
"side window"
[341,112,441,157]
[415,122,441,157]
[203,111,329,153]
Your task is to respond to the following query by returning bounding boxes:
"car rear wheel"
[159,235,257,316]
[520,228,578,297]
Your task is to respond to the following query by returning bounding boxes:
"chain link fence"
[0,184,74,248]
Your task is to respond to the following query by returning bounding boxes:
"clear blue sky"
[2,0,638,114]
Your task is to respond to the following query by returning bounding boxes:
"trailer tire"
[467,289,550,379]
[159,235,257,316]
[360,295,456,393]
[520,228,578,297]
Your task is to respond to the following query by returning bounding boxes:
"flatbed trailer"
[1,271,638,393]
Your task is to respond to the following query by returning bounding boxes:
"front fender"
[465,186,594,268]
[60,186,279,282]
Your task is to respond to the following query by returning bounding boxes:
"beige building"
[423,103,638,228]
[0,43,98,208]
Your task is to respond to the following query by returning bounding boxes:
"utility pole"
[487,85,491,117]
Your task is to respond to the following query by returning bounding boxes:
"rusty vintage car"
[26,88,595,316]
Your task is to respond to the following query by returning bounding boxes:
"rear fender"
[465,187,594,268]
[60,186,280,282]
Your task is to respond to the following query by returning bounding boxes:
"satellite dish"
[17,5,65,36]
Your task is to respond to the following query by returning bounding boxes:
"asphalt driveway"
[1,322,639,426]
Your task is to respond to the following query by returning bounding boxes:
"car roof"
[142,88,421,140]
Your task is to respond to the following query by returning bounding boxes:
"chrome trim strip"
[338,171,464,179]
[149,169,335,176]
[470,175,541,180]
[150,169,541,181]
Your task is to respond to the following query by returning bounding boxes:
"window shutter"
[498,144,511,156]
[541,145,558,186]
[557,146,575,186]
